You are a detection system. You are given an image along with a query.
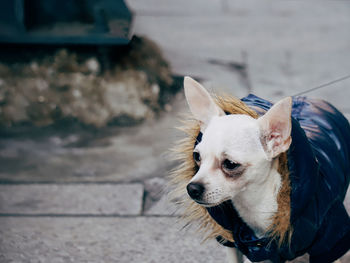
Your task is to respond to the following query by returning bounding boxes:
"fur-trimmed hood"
[171,94,350,263]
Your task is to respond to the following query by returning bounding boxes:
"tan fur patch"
[170,94,292,245]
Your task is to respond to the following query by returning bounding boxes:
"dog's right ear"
[258,97,292,160]
[184,76,224,129]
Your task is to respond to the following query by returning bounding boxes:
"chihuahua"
[184,76,289,262]
[180,76,350,263]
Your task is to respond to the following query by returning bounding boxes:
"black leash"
[292,74,350,97]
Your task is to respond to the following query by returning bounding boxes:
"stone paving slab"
[248,51,350,110]
[129,0,350,107]
[163,54,249,97]
[0,216,348,263]
[132,15,250,95]
[0,217,225,263]
[143,177,181,216]
[144,193,180,216]
[0,184,143,215]
[129,0,350,58]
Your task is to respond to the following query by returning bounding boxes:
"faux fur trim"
[170,94,292,245]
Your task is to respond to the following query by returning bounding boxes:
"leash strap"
[292,74,350,97]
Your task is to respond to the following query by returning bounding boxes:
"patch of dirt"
[0,36,180,129]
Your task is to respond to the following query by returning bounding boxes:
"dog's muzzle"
[187,182,205,200]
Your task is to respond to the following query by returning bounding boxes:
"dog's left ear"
[258,97,292,160]
[184,76,225,130]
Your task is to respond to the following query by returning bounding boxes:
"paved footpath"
[1,0,350,262]
[0,184,225,263]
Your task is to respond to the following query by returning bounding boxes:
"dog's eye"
[222,159,239,171]
[193,152,201,163]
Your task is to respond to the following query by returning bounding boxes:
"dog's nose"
[187,182,205,200]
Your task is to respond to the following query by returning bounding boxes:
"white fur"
[184,77,292,263]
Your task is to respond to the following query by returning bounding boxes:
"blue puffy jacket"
[204,94,350,262]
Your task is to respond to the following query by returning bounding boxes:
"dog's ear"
[258,97,292,160]
[184,76,224,129]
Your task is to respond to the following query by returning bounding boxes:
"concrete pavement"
[1,0,350,262]
[129,0,350,108]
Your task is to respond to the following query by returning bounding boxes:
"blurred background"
[0,0,349,262]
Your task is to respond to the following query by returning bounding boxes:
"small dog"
[173,77,350,263]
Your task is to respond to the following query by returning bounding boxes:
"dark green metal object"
[0,0,133,45]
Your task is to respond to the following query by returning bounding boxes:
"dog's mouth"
[193,200,216,207]
[187,182,232,207]
[192,197,231,208]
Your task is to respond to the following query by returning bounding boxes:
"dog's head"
[184,77,292,207]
